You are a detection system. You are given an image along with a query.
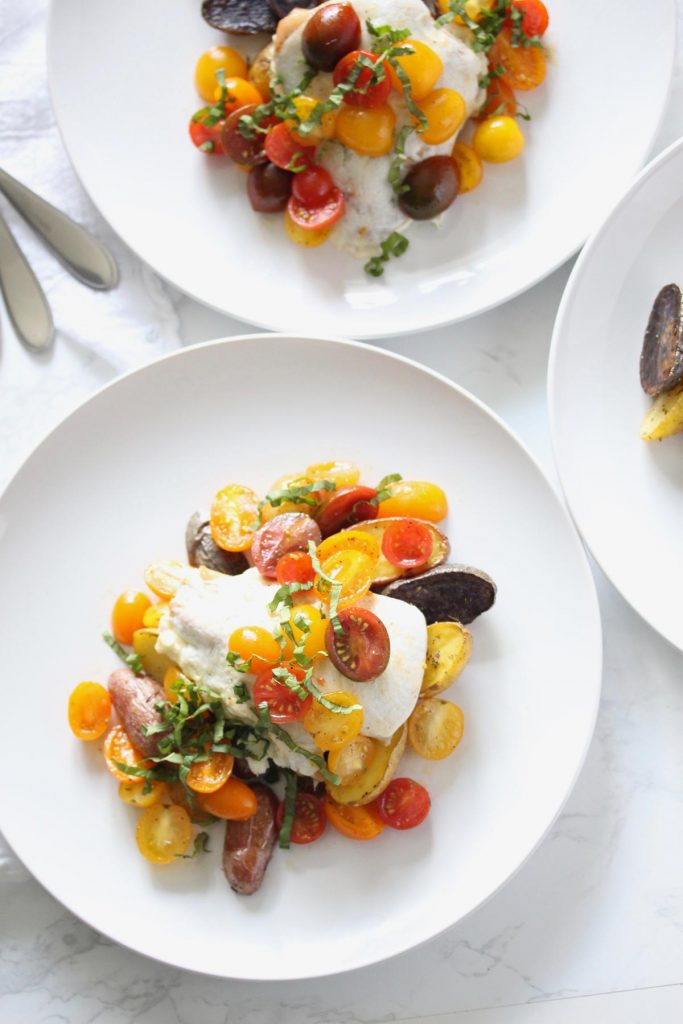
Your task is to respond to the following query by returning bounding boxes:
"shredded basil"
[102,631,144,676]
[177,832,211,859]
[307,541,342,634]
[278,770,298,848]
[364,232,409,278]
[388,125,414,195]
[372,472,403,504]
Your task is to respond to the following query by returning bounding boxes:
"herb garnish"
[307,541,342,634]
[252,479,336,528]
[103,631,144,675]
[437,0,540,52]
[257,705,340,784]
[177,831,211,859]
[364,232,409,277]
[388,125,414,196]
[372,472,403,505]
[278,770,298,848]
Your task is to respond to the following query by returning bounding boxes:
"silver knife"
[0,210,54,352]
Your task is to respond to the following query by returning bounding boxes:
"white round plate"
[47,0,674,338]
[0,336,600,979]
[550,139,683,654]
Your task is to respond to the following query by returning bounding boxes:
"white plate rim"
[0,334,603,979]
[44,0,678,339]
[548,136,683,654]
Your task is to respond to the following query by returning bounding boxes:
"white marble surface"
[2,3,683,1023]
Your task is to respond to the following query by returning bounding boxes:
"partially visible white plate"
[46,0,675,337]
[0,336,601,979]
[549,138,683,653]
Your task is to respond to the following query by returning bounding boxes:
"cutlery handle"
[0,168,118,291]
[0,212,54,351]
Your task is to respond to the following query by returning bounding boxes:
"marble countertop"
[2,4,683,1022]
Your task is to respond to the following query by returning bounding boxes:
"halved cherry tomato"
[327,735,376,784]
[253,665,312,723]
[291,166,335,208]
[276,551,316,586]
[324,793,384,839]
[163,665,190,702]
[195,46,248,103]
[111,591,151,645]
[381,518,433,569]
[377,480,447,522]
[261,472,314,520]
[199,777,258,820]
[507,0,549,37]
[451,141,484,193]
[326,607,390,681]
[144,560,186,598]
[142,601,169,629]
[408,699,464,760]
[189,110,225,155]
[210,484,259,552]
[306,460,360,487]
[303,689,363,751]
[285,210,332,247]
[288,95,337,145]
[229,625,281,674]
[214,76,264,114]
[187,751,235,793]
[489,27,546,91]
[316,485,378,535]
[478,75,517,119]
[287,188,345,231]
[280,604,328,660]
[264,123,316,171]
[375,777,431,830]
[318,548,376,609]
[68,682,111,741]
[118,779,167,808]
[276,792,327,843]
[136,804,193,863]
[333,50,391,108]
[103,725,147,784]
[316,528,380,565]
[221,104,272,166]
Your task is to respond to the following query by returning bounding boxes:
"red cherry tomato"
[508,0,549,36]
[276,551,316,586]
[381,518,433,570]
[221,104,273,165]
[292,166,335,208]
[189,110,225,155]
[276,792,327,843]
[316,485,378,536]
[287,188,345,232]
[333,50,391,108]
[252,665,312,723]
[375,778,431,830]
[264,123,315,171]
[325,607,390,682]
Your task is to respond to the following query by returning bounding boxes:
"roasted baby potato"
[641,383,683,441]
[421,621,472,697]
[248,43,274,101]
[132,628,175,684]
[107,668,167,757]
[382,563,496,625]
[346,517,449,585]
[186,512,249,576]
[640,284,683,397]
[325,725,406,806]
[202,0,276,35]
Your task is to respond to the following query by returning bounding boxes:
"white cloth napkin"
[0,0,183,879]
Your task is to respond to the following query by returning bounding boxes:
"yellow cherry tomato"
[377,480,448,522]
[303,690,363,751]
[335,104,396,157]
[306,460,360,488]
[111,590,151,645]
[452,141,483,193]
[195,46,248,103]
[163,665,190,702]
[284,210,332,247]
[143,560,186,598]
[210,483,259,552]
[389,40,443,101]
[118,779,167,808]
[327,735,376,784]
[280,604,328,660]
[415,88,466,145]
[316,529,380,565]
[288,95,337,144]
[213,76,264,114]
[437,0,493,20]
[408,698,464,760]
[68,682,111,741]
[136,804,193,864]
[142,601,169,629]
[261,473,314,521]
[229,625,281,674]
[473,115,525,163]
[318,549,376,609]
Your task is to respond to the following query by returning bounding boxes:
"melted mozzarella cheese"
[155,566,427,774]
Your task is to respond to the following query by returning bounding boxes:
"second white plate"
[47,0,675,337]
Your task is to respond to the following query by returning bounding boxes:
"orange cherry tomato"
[187,751,235,793]
[103,725,147,783]
[163,665,189,702]
[214,76,264,113]
[195,46,248,103]
[199,777,258,820]
[489,28,547,91]
[229,625,281,674]
[389,39,443,101]
[377,480,447,522]
[288,95,337,145]
[210,484,260,552]
[335,104,395,157]
[317,548,376,608]
[415,88,466,145]
[478,75,517,119]
[276,551,316,586]
[111,590,152,645]
[68,682,111,741]
[118,779,167,808]
[143,560,186,598]
[306,460,360,488]
[316,528,380,565]
[451,141,484,193]
[408,699,464,760]
[303,690,363,751]
[136,804,193,864]
[324,793,384,839]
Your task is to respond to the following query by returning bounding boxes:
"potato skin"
[250,512,321,577]
[107,668,167,757]
[223,784,278,895]
[186,512,249,576]
[347,517,449,585]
